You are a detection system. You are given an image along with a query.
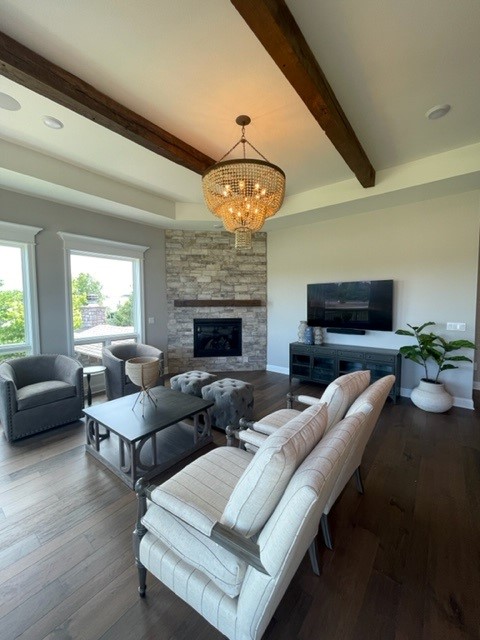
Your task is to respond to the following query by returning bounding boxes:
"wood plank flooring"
[0,371,479,640]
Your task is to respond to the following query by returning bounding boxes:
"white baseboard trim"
[266,364,289,375]
[452,397,475,410]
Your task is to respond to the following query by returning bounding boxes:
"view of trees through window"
[70,253,138,365]
[0,246,140,365]
[0,244,28,361]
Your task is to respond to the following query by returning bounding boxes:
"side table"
[83,365,107,406]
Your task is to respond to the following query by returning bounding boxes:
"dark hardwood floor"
[0,371,479,639]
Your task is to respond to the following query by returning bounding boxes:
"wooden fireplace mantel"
[174,299,264,307]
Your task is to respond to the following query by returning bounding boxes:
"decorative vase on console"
[298,321,308,343]
[314,327,323,345]
[304,326,314,345]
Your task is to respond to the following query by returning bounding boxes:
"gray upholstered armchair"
[0,354,84,442]
[102,343,164,400]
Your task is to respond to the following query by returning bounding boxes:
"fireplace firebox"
[194,318,242,358]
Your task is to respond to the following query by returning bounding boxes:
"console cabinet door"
[290,346,312,380]
[312,349,336,383]
[337,349,365,377]
[364,353,396,381]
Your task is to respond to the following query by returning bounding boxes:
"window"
[58,233,148,366]
[0,221,41,362]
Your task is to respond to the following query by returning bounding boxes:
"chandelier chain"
[243,138,269,163]
[217,134,269,164]
[218,138,242,163]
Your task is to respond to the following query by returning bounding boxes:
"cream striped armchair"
[234,370,371,452]
[231,372,395,550]
[134,403,372,640]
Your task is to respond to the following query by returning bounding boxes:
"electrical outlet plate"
[446,322,466,331]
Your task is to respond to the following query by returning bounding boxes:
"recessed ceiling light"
[42,116,64,130]
[0,92,21,111]
[425,104,451,120]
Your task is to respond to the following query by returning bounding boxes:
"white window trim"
[0,220,42,356]
[57,232,149,356]
[58,232,149,259]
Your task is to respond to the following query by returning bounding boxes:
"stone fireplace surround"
[165,230,267,374]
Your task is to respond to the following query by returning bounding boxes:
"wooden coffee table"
[83,386,214,488]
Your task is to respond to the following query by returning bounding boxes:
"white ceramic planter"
[410,379,453,413]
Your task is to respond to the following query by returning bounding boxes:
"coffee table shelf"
[83,386,214,488]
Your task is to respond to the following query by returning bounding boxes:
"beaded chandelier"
[202,116,286,249]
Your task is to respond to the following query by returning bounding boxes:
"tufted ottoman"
[201,378,254,431]
[170,370,217,397]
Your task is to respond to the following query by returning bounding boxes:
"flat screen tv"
[307,280,393,332]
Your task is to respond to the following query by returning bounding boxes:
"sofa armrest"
[287,393,323,409]
[211,523,268,574]
[239,408,301,436]
[134,479,268,575]
[225,417,258,447]
[239,416,278,436]
[238,429,268,450]
[0,374,18,439]
[0,362,17,386]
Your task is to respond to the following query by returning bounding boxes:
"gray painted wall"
[2,186,479,407]
[0,189,168,357]
[267,189,480,407]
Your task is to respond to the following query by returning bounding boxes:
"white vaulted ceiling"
[0,0,479,229]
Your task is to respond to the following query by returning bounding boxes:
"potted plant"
[395,321,476,412]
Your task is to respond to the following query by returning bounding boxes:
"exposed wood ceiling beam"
[0,31,214,175]
[231,0,375,188]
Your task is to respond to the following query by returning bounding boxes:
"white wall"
[0,189,168,357]
[267,189,480,407]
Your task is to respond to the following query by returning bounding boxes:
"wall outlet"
[148,317,155,324]
[446,322,466,331]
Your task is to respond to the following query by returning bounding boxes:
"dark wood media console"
[289,342,401,401]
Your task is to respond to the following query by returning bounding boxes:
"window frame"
[58,232,149,358]
[0,220,41,358]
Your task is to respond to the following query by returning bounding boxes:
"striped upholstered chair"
[236,373,395,551]
[319,374,395,548]
[134,403,372,640]
[236,369,371,452]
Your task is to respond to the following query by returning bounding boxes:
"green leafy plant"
[395,321,475,383]
[0,280,25,345]
[107,294,133,327]
[71,273,104,330]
